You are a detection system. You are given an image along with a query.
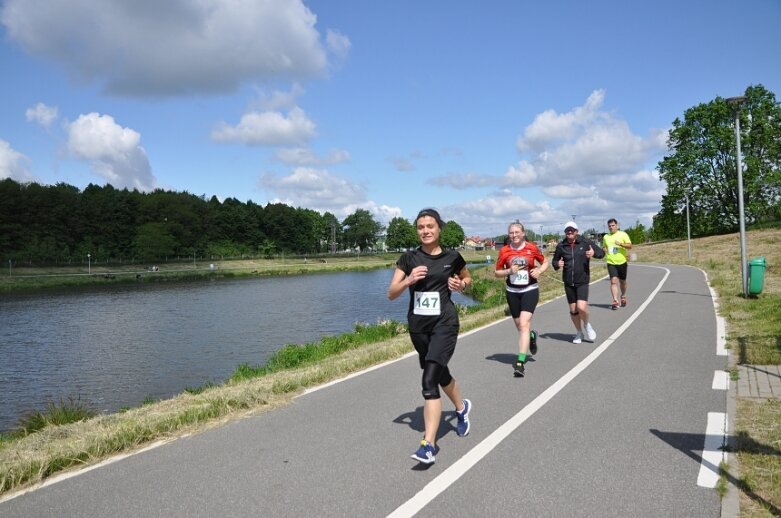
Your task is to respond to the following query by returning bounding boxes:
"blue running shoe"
[410,440,438,464]
[456,399,471,437]
[530,330,538,356]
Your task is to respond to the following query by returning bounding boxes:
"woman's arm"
[450,265,472,292]
[387,267,409,300]
[531,257,549,280]
[495,262,513,279]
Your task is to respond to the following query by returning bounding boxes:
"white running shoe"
[572,332,583,344]
[585,323,596,341]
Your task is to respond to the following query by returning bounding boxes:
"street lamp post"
[685,194,692,259]
[727,96,748,297]
[87,253,91,275]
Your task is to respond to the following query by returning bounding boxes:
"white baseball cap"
[564,221,578,232]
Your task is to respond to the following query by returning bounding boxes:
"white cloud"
[517,89,605,153]
[212,107,317,146]
[25,102,58,128]
[1,0,341,96]
[261,166,365,213]
[444,191,559,237]
[426,90,669,235]
[326,29,351,63]
[254,84,306,112]
[274,147,350,166]
[537,120,647,180]
[428,171,495,189]
[0,138,34,182]
[261,167,401,222]
[67,113,157,191]
[542,184,597,199]
[503,161,538,186]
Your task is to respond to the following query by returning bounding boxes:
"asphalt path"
[0,263,727,517]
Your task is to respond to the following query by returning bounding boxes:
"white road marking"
[712,370,729,391]
[388,265,672,517]
[704,272,728,356]
[0,438,179,504]
[697,412,727,488]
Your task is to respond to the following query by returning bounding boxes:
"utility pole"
[685,194,692,259]
[727,96,748,297]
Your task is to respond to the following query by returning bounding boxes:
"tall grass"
[10,397,96,438]
[230,319,408,382]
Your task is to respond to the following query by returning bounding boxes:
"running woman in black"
[388,208,473,465]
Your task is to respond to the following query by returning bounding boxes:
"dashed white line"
[697,412,727,488]
[712,370,729,391]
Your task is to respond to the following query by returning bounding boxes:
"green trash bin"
[748,256,767,295]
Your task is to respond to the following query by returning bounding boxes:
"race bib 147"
[414,291,441,316]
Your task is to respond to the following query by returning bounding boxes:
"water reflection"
[0,268,476,432]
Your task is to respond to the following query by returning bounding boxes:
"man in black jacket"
[552,221,605,343]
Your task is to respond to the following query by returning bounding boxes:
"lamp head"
[726,96,747,105]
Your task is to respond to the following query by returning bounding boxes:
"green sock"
[518,353,527,363]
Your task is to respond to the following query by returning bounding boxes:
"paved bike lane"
[0,264,727,517]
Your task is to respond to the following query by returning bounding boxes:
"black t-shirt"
[396,247,466,333]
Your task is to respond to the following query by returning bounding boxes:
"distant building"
[464,236,499,251]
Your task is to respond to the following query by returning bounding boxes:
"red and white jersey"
[495,241,545,293]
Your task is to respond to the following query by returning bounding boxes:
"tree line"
[0,180,391,265]
[0,180,470,266]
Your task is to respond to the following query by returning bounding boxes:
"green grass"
[9,397,97,438]
[230,319,409,382]
[734,399,781,516]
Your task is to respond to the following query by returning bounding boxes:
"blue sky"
[1,0,779,238]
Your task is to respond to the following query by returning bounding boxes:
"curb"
[721,350,740,518]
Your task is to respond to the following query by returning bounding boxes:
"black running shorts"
[564,283,589,304]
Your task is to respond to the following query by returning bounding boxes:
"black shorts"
[409,324,459,369]
[607,263,628,281]
[505,289,539,318]
[564,283,589,304]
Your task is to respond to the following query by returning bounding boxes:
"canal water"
[0,268,476,432]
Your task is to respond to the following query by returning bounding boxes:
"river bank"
[0,250,499,292]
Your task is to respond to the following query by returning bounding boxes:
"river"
[0,268,476,433]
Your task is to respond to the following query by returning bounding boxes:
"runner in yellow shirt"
[602,218,632,310]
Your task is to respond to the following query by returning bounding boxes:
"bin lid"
[749,256,766,265]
